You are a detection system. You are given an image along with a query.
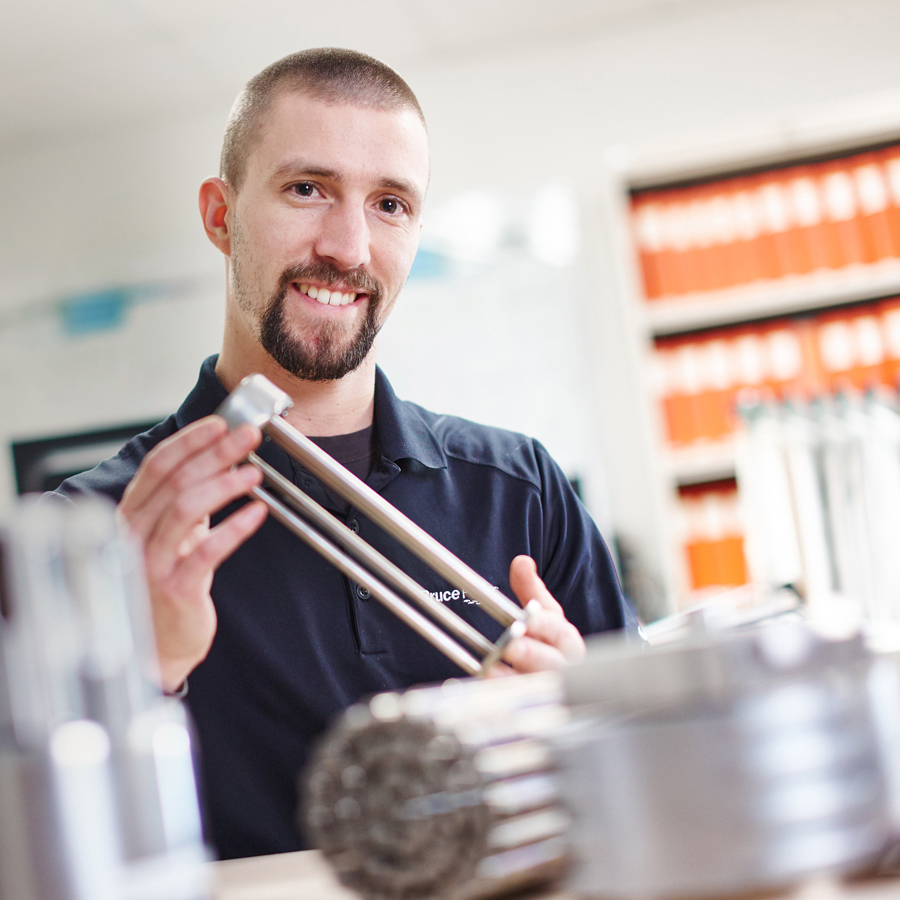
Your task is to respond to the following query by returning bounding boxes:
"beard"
[258,262,383,381]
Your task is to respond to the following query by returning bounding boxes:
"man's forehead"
[261,90,427,156]
[245,90,429,192]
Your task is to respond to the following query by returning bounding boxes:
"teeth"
[298,284,359,307]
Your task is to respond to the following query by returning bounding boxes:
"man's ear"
[199,177,232,254]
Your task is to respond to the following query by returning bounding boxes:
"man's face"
[228,91,429,381]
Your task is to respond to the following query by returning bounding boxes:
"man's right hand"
[118,416,267,692]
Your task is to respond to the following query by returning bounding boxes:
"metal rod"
[264,416,525,627]
[249,486,484,677]
[248,453,495,657]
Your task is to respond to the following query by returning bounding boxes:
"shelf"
[663,441,737,485]
[642,260,900,337]
[611,88,900,191]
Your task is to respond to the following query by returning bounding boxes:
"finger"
[522,600,586,663]
[501,634,568,673]
[173,500,268,587]
[125,424,261,540]
[508,555,564,616]
[121,417,228,512]
[144,465,263,575]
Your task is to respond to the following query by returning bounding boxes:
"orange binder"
[655,339,702,446]
[786,165,831,272]
[730,326,769,404]
[728,176,766,287]
[852,152,896,263]
[697,182,735,292]
[879,296,900,389]
[773,165,814,276]
[678,481,748,590]
[752,171,793,279]
[678,185,716,295]
[879,146,900,260]
[660,192,696,297]
[763,324,805,399]
[694,334,737,442]
[817,159,866,269]
[630,192,665,300]
[816,310,859,393]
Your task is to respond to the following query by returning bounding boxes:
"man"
[57,48,631,859]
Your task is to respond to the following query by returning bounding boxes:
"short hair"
[220,48,425,191]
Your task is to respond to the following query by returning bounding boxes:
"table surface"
[209,850,900,900]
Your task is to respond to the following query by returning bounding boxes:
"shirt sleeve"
[532,439,640,635]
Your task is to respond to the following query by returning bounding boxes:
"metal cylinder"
[0,497,210,900]
[555,619,898,898]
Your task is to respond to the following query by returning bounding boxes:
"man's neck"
[215,346,377,437]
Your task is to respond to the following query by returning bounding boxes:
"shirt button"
[356,585,371,601]
[348,519,360,534]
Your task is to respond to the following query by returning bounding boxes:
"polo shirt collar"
[180,356,447,471]
[373,367,447,470]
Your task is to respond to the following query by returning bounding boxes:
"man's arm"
[117,416,267,692]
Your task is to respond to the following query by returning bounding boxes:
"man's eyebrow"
[269,161,337,183]
[381,177,424,210]
[269,161,424,210]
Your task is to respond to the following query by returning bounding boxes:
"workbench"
[210,850,900,900]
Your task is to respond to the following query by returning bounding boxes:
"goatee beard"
[258,263,383,382]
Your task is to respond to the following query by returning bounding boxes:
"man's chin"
[262,339,374,383]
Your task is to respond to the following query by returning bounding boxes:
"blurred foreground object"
[304,608,900,899]
[737,391,900,633]
[0,496,209,900]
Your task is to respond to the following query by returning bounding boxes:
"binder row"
[652,296,900,448]
[631,145,900,300]
[675,481,748,594]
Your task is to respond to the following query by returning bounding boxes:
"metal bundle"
[302,672,570,900]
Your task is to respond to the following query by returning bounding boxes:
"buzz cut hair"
[220,47,426,192]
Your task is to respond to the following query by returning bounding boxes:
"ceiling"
[1,0,711,148]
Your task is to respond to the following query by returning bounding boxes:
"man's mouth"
[296,283,361,307]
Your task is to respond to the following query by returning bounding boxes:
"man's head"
[202,49,429,384]
[221,48,426,195]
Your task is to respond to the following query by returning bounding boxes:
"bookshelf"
[599,92,900,613]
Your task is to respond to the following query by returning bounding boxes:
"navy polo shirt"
[56,355,629,860]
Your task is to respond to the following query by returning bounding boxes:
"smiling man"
[56,49,633,860]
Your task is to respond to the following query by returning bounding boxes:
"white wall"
[3,0,900,614]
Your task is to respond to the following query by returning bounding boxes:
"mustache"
[276,262,382,300]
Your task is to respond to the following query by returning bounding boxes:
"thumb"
[508,555,563,614]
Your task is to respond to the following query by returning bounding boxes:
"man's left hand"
[500,555,586,673]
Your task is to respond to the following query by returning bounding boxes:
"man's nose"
[314,203,371,270]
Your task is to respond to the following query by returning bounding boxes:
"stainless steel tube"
[249,484,485,676]
[264,414,524,626]
[249,453,495,658]
[216,374,532,676]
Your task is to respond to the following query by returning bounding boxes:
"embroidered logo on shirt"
[427,586,500,606]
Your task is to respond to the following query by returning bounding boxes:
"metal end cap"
[215,374,293,430]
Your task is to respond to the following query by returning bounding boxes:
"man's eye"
[292,183,315,197]
[379,198,404,215]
